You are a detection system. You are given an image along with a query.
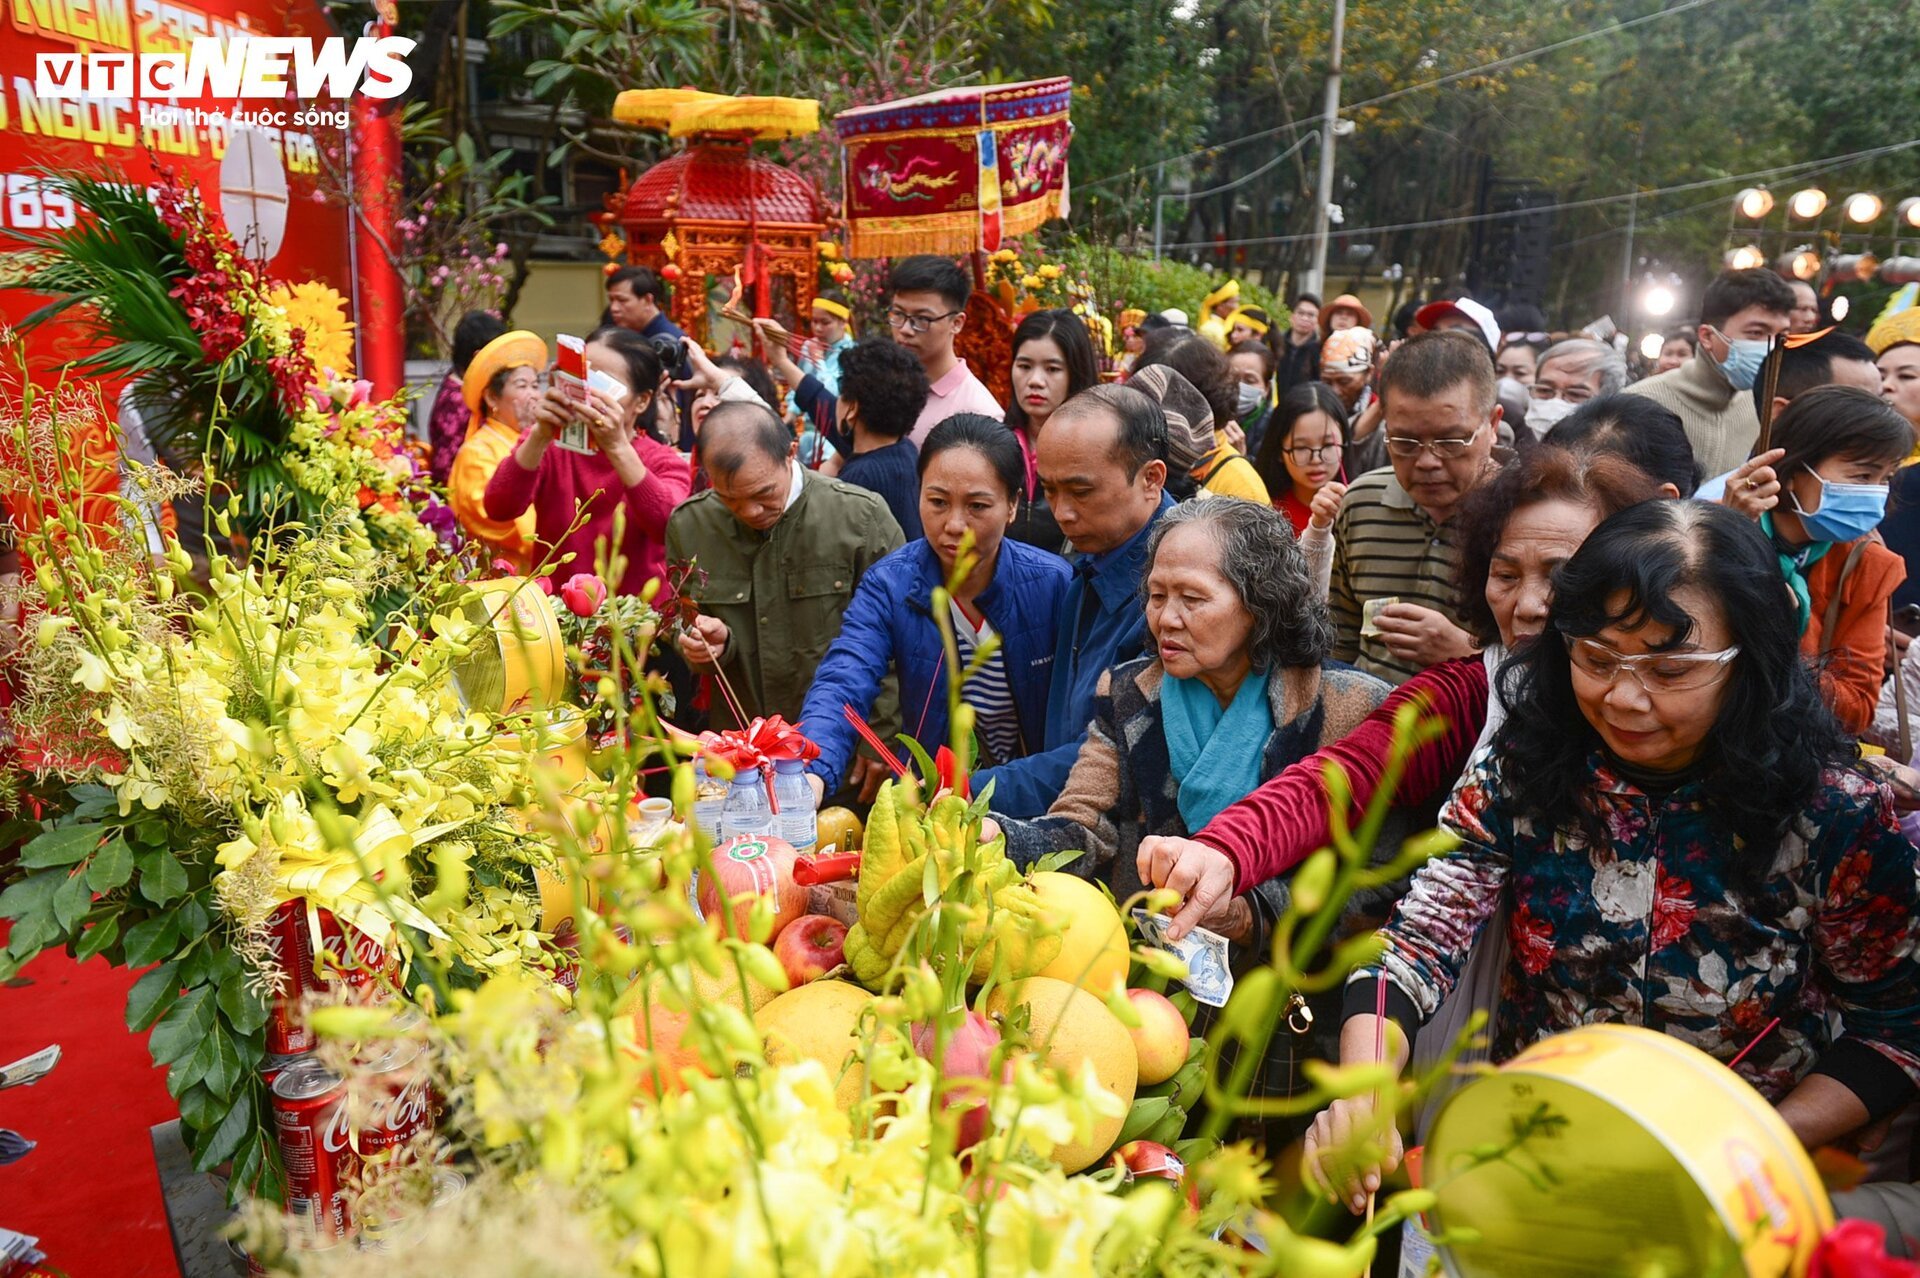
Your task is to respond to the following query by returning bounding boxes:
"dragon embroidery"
[1003,135,1064,198]
[857,145,960,202]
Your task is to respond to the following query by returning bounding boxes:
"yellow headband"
[1226,308,1270,336]
[812,298,851,320]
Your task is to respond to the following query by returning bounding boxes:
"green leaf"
[899,735,938,788]
[191,1091,255,1171]
[21,824,101,868]
[0,870,62,921]
[149,984,215,1067]
[126,960,182,1031]
[133,817,169,847]
[217,971,269,1036]
[122,913,179,967]
[74,914,120,961]
[178,1080,223,1130]
[135,848,188,906]
[174,896,211,939]
[86,836,134,892]
[1032,847,1087,875]
[51,873,90,932]
[170,1021,242,1097]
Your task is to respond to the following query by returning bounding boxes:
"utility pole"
[1304,0,1347,297]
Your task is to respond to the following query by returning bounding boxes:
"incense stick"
[1753,332,1788,455]
[841,704,909,776]
[1727,1016,1782,1070]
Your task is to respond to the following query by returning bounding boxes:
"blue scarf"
[1161,671,1273,832]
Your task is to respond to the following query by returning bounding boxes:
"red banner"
[835,78,1071,259]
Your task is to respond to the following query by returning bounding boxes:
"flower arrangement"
[542,569,669,744]
[985,243,1079,312]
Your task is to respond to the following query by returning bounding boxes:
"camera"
[644,333,685,364]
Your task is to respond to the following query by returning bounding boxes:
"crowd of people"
[419,255,1920,1221]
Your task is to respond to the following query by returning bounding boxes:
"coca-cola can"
[352,1039,436,1160]
[259,1053,304,1092]
[357,1167,467,1252]
[270,1056,358,1244]
[311,906,397,991]
[263,902,319,1056]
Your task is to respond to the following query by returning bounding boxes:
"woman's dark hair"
[1544,394,1702,496]
[452,312,506,375]
[1451,447,1661,646]
[919,413,1026,503]
[837,339,931,439]
[1136,329,1239,435]
[1493,500,1854,874]
[1146,499,1332,670]
[1228,339,1275,379]
[585,326,664,434]
[1253,382,1347,497]
[1770,384,1914,480]
[715,356,779,411]
[1005,309,1100,434]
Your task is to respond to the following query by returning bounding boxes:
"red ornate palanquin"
[609,137,825,345]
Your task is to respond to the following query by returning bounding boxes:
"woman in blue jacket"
[802,415,1071,802]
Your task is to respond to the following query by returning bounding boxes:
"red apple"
[1125,987,1191,1086]
[910,1010,1003,1152]
[772,913,848,985]
[1113,1140,1199,1211]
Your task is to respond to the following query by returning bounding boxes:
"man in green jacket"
[669,401,905,799]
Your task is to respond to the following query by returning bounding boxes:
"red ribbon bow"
[698,716,820,772]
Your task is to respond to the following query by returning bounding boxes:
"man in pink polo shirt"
[886,255,1004,446]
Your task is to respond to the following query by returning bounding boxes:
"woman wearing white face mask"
[1738,385,1911,732]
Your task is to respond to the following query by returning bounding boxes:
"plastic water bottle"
[771,758,818,854]
[691,760,728,843]
[720,764,773,840]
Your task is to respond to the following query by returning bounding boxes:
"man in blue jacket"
[976,384,1174,817]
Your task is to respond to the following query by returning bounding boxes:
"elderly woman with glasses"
[996,500,1394,1142]
[1303,499,1920,1213]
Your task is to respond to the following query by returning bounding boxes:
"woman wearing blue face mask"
[1749,385,1912,732]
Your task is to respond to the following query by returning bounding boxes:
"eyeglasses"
[886,307,961,334]
[1504,331,1549,345]
[1286,443,1343,464]
[1564,636,1741,693]
[1383,424,1484,460]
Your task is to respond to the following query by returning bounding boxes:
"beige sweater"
[1624,353,1759,479]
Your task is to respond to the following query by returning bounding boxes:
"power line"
[1078,0,1723,196]
[1153,137,1920,251]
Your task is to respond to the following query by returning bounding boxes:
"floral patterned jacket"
[1363,752,1920,1109]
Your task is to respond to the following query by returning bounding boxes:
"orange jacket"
[1802,536,1906,734]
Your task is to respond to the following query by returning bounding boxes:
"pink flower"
[1810,1219,1920,1277]
[348,379,373,408]
[559,573,607,618]
[535,575,554,596]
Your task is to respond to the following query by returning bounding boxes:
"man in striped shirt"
[1328,331,1503,683]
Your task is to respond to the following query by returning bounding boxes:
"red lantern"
[660,263,683,283]
[601,262,619,277]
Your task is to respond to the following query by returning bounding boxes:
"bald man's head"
[702,401,797,532]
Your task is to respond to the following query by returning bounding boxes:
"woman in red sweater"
[484,327,692,600]
[1139,442,1661,939]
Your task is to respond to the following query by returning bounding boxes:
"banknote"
[1132,909,1233,1008]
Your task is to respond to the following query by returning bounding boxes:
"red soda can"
[311,906,397,992]
[270,1056,358,1243]
[548,925,581,993]
[259,1053,304,1091]
[263,902,319,1056]
[353,1039,436,1160]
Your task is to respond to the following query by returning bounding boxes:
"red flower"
[1650,866,1697,952]
[1511,902,1555,975]
[559,572,607,618]
[1810,1219,1920,1277]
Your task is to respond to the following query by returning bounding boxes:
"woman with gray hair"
[994,497,1391,1141]
[997,497,1389,942]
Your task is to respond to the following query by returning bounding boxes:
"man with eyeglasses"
[1523,338,1628,438]
[884,255,1003,447]
[1328,331,1503,684]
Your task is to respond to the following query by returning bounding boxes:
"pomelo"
[1029,871,1130,994]
[988,975,1138,1172]
[619,960,783,1095]
[758,979,875,1109]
